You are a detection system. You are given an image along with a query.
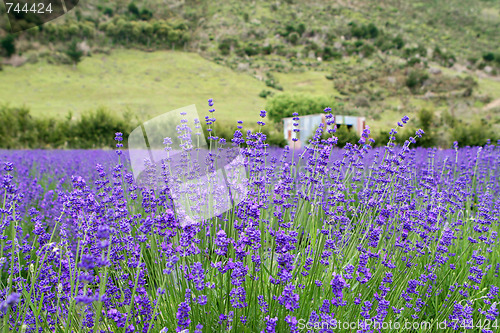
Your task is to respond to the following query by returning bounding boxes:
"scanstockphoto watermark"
[297,319,434,331]
[127,104,249,227]
[298,318,500,331]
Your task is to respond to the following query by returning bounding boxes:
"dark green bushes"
[65,40,84,67]
[264,73,283,91]
[278,22,306,38]
[332,125,360,147]
[349,22,379,39]
[0,105,290,149]
[37,16,190,49]
[372,108,499,148]
[259,90,274,98]
[0,105,137,149]
[482,52,495,62]
[0,34,16,57]
[406,70,429,91]
[450,118,498,147]
[218,38,239,56]
[128,2,140,17]
[433,46,456,67]
[482,52,500,67]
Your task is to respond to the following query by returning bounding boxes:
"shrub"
[407,57,421,66]
[418,109,434,130]
[451,118,499,147]
[467,56,478,65]
[332,125,360,147]
[65,40,84,67]
[1,34,16,57]
[350,22,379,39]
[0,105,138,149]
[322,47,342,60]
[279,24,297,37]
[73,108,131,148]
[139,8,153,21]
[297,23,306,36]
[372,129,390,147]
[360,43,375,57]
[483,52,495,62]
[218,38,238,56]
[259,90,274,98]
[264,73,283,91]
[261,45,274,55]
[433,46,456,67]
[103,7,113,17]
[375,36,394,52]
[494,54,500,66]
[366,23,379,39]
[128,2,139,17]
[354,40,364,48]
[287,32,300,45]
[403,45,426,58]
[244,43,260,56]
[392,35,405,49]
[406,70,429,91]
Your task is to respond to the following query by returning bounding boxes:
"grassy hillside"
[0,49,272,124]
[1,48,499,133]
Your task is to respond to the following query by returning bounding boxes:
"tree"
[266,93,337,123]
[392,35,405,49]
[406,70,429,91]
[366,23,379,39]
[1,34,16,58]
[139,8,153,21]
[128,2,139,17]
[103,7,113,17]
[297,23,306,36]
[451,118,497,147]
[334,125,360,147]
[65,40,83,68]
[483,52,495,62]
[287,32,299,45]
[416,108,436,147]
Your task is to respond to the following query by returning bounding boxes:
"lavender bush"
[0,101,499,333]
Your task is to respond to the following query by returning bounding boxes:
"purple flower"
[176,301,191,331]
[0,292,20,311]
[278,284,300,312]
[331,273,348,300]
[263,316,278,333]
[258,295,268,313]
[230,286,247,308]
[3,162,14,172]
[194,323,203,333]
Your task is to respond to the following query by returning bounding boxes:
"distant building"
[283,114,366,149]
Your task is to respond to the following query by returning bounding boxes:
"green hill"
[0,49,271,124]
[1,0,500,147]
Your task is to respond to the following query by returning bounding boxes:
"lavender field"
[0,108,499,333]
